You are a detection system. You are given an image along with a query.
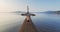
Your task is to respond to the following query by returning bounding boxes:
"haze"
[0,0,60,12]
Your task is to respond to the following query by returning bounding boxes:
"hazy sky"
[0,0,60,12]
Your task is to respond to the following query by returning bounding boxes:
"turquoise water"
[0,13,60,32]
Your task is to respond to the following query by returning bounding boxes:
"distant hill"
[16,11,21,13]
[45,10,60,14]
[54,11,60,14]
[12,11,26,13]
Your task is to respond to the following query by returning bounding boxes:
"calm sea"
[0,13,60,32]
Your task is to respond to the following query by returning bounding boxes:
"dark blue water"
[0,13,60,32]
[32,13,60,32]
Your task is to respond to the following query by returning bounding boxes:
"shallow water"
[0,13,60,32]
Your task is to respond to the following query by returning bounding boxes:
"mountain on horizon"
[45,10,60,14]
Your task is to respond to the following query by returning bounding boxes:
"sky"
[0,0,60,12]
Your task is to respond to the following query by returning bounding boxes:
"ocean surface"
[0,13,60,32]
